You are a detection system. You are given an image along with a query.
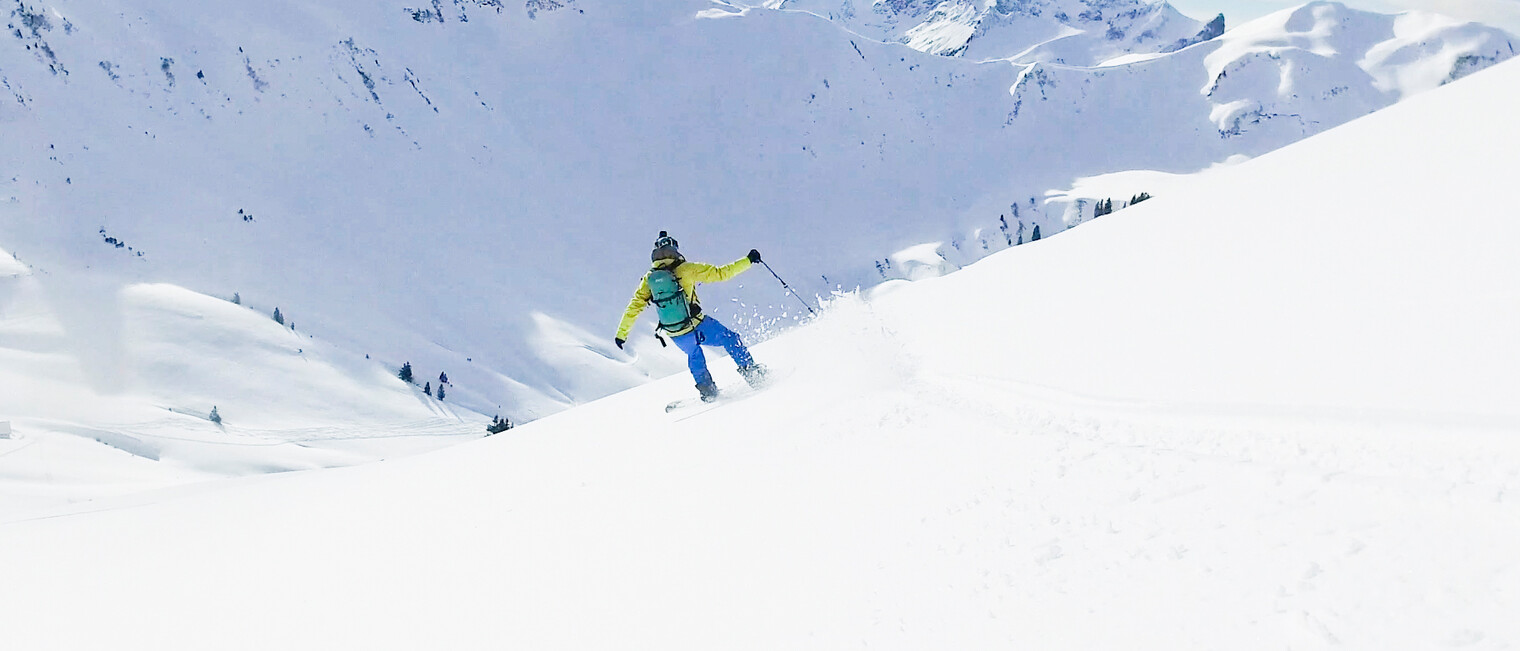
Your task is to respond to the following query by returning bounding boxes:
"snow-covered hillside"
[1,0,1514,453]
[3,54,1518,650]
[0,249,481,515]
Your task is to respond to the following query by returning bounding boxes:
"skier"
[615,231,768,402]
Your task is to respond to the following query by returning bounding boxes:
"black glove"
[614,338,626,350]
[747,249,762,264]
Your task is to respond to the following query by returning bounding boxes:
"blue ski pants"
[671,317,754,388]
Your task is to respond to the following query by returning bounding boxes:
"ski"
[663,365,785,416]
[664,386,754,414]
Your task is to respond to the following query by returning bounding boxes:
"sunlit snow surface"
[2,57,1518,650]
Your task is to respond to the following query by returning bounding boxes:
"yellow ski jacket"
[616,256,752,339]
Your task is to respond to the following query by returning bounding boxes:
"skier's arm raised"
[683,256,752,284]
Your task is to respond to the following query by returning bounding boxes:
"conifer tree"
[424,382,432,397]
[1094,198,1113,218]
[437,384,445,400]
[273,307,284,325]
[1032,224,1042,241]
[209,406,222,425]
[399,362,414,384]
[487,415,513,435]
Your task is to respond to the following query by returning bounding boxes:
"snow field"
[1,288,1516,648]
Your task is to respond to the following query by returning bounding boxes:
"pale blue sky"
[1166,0,1520,34]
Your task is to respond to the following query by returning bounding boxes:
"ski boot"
[696,380,719,403]
[737,364,769,389]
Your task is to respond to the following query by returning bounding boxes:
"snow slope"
[1,54,1517,650]
[3,0,1512,432]
[0,252,482,516]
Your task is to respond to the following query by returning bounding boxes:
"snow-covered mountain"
[775,0,1222,63]
[1001,2,1518,189]
[3,53,1518,650]
[1,0,1515,473]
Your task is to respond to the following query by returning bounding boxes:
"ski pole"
[760,260,817,316]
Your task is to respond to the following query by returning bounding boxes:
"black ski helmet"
[651,230,681,262]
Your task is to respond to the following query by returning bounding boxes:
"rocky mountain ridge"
[777,0,1216,63]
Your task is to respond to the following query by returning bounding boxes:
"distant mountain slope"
[0,0,1513,429]
[775,0,1214,63]
[1007,2,1518,166]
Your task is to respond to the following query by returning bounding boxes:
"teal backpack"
[647,266,695,333]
